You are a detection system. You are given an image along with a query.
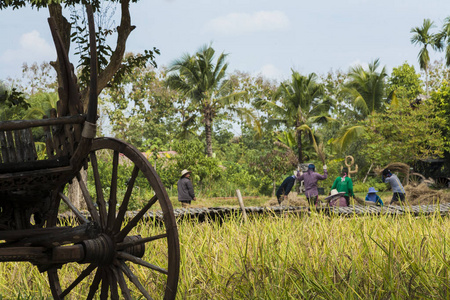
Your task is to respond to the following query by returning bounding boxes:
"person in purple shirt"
[297,164,328,206]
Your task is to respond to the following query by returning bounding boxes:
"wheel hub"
[81,234,115,265]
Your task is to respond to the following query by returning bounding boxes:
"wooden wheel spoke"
[90,152,107,229]
[86,267,102,300]
[58,192,88,224]
[113,165,139,234]
[118,260,154,300]
[47,139,179,300]
[60,264,96,298]
[107,150,119,232]
[117,251,168,275]
[100,268,109,300]
[115,195,158,242]
[117,233,168,251]
[76,172,100,224]
[106,266,120,300]
[111,264,132,300]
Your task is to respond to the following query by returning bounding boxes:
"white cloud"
[205,11,290,35]
[0,30,54,65]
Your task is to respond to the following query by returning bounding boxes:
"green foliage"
[353,177,388,193]
[0,1,140,10]
[155,138,223,191]
[360,99,447,166]
[430,80,450,148]
[343,59,388,118]
[387,62,424,101]
[0,83,29,121]
[248,147,298,196]
[102,63,179,149]
[256,70,330,163]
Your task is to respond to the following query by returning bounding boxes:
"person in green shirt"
[330,167,354,206]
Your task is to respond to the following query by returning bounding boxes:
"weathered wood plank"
[0,131,7,163]
[5,131,16,163]
[13,130,24,162]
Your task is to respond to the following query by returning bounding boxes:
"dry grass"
[374,162,411,177]
[405,183,450,205]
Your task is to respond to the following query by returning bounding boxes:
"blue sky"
[1,0,450,83]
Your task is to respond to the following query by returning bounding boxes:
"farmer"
[276,171,299,205]
[382,169,405,203]
[365,187,384,206]
[325,189,347,207]
[177,169,196,208]
[297,164,328,206]
[330,167,354,206]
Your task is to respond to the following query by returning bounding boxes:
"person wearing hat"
[275,170,300,205]
[296,164,328,206]
[382,168,405,203]
[325,189,347,207]
[330,167,354,206]
[365,187,384,206]
[177,169,196,208]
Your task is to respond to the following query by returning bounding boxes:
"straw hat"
[324,189,345,200]
[181,169,191,177]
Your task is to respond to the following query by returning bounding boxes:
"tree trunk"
[204,107,213,157]
[48,4,72,92]
[67,169,87,211]
[297,129,303,163]
[205,120,213,157]
[48,1,135,210]
[49,1,134,109]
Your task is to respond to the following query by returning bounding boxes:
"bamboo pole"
[236,189,248,223]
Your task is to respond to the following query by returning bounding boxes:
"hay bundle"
[404,183,450,205]
[374,162,410,176]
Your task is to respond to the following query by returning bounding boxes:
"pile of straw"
[404,183,450,205]
[266,194,309,207]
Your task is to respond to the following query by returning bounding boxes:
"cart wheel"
[435,177,450,188]
[408,172,425,187]
[47,137,180,300]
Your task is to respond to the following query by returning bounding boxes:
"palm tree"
[256,70,331,163]
[436,16,450,68]
[335,59,388,151]
[411,19,439,95]
[166,45,250,157]
[344,58,388,118]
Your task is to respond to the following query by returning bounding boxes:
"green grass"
[1,210,450,299]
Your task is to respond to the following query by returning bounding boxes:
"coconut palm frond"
[333,125,366,152]
[276,131,296,149]
[296,124,325,163]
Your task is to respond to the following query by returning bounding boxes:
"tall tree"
[256,70,330,163]
[387,62,423,102]
[1,0,158,109]
[335,59,388,151]
[344,58,388,118]
[166,45,250,157]
[410,19,439,95]
[436,16,450,68]
[102,60,180,150]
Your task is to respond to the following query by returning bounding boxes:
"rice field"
[1,210,450,299]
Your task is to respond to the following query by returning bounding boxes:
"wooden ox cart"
[0,6,180,299]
